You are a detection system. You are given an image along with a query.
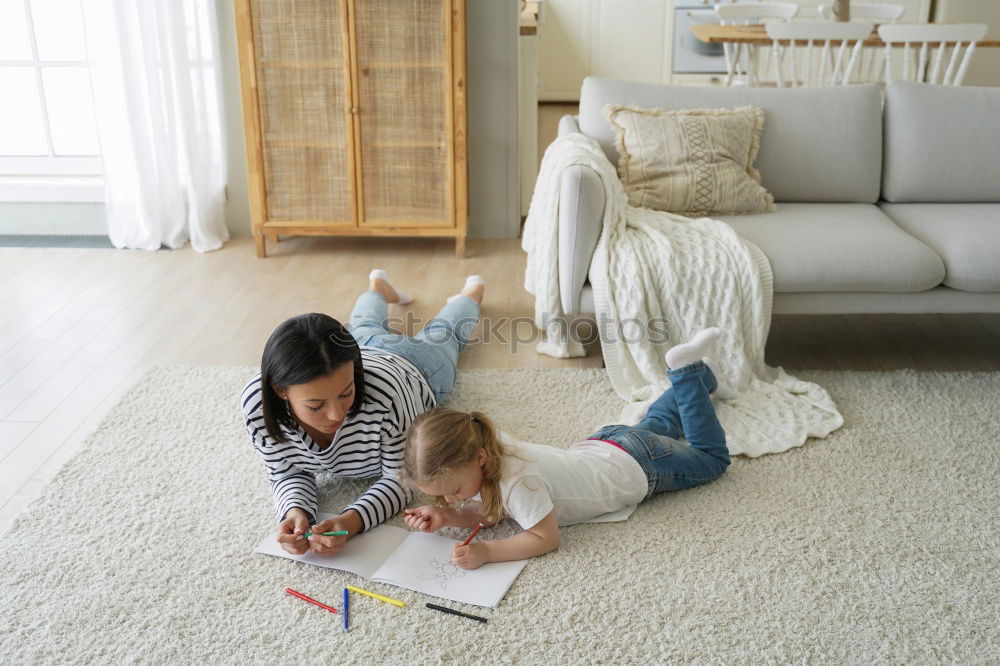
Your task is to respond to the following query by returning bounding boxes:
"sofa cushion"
[715,204,945,293]
[883,82,1000,203]
[579,77,882,203]
[878,204,1000,292]
[603,104,774,216]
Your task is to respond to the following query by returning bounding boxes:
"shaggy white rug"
[1,366,998,664]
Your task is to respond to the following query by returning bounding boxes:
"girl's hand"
[451,542,488,570]
[276,509,311,556]
[403,506,448,532]
[305,517,350,556]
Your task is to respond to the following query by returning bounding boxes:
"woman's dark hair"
[260,313,365,443]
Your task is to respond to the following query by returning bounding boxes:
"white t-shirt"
[497,432,648,529]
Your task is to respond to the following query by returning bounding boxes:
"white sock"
[447,275,485,303]
[369,269,412,305]
[665,327,721,370]
[703,356,738,401]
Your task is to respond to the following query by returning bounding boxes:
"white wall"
[0,203,106,235]
[215,0,252,240]
[466,0,521,239]
[215,0,521,240]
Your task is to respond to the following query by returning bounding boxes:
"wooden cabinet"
[234,0,467,257]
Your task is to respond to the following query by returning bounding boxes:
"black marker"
[425,602,488,623]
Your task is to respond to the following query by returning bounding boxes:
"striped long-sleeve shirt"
[240,346,436,532]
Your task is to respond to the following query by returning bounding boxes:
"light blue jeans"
[348,291,480,404]
[588,361,730,497]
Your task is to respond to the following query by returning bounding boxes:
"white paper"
[370,531,527,608]
[254,517,409,579]
[254,515,527,608]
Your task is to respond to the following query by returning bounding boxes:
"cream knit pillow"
[603,104,775,216]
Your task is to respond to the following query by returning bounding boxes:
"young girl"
[402,327,733,570]
[242,270,484,557]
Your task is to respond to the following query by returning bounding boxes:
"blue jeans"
[347,291,480,404]
[588,361,730,498]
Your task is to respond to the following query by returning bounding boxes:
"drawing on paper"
[418,558,467,590]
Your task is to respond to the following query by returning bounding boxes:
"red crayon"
[460,522,484,547]
[285,587,337,614]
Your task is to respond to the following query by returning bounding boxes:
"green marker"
[302,530,349,538]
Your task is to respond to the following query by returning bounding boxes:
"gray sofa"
[555,78,1000,317]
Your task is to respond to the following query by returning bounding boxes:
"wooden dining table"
[689,23,1000,48]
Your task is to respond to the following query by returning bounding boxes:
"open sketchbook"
[254,515,527,608]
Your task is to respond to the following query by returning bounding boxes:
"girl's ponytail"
[468,411,506,523]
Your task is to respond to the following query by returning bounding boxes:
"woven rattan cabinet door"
[249,0,355,226]
[350,0,455,228]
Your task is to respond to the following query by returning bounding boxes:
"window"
[0,0,103,202]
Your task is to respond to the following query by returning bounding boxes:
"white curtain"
[84,0,229,252]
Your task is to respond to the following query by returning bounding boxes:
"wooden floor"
[2,237,999,535]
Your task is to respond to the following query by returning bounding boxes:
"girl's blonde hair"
[402,407,508,524]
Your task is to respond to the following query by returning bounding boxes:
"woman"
[240,270,484,556]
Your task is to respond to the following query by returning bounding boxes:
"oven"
[673,0,760,74]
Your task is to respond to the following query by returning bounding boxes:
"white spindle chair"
[714,3,799,87]
[766,21,874,87]
[818,4,905,83]
[878,23,988,86]
[817,3,905,23]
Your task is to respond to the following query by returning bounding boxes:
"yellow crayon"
[346,585,406,607]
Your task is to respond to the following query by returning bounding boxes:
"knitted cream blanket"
[522,133,843,456]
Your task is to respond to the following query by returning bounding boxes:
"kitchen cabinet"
[538,0,674,101]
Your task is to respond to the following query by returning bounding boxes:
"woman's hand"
[403,506,450,532]
[275,508,311,556]
[305,516,352,556]
[451,542,489,570]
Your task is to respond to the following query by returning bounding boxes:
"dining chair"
[817,3,905,23]
[714,3,799,87]
[818,4,905,83]
[877,23,988,86]
[766,21,875,87]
